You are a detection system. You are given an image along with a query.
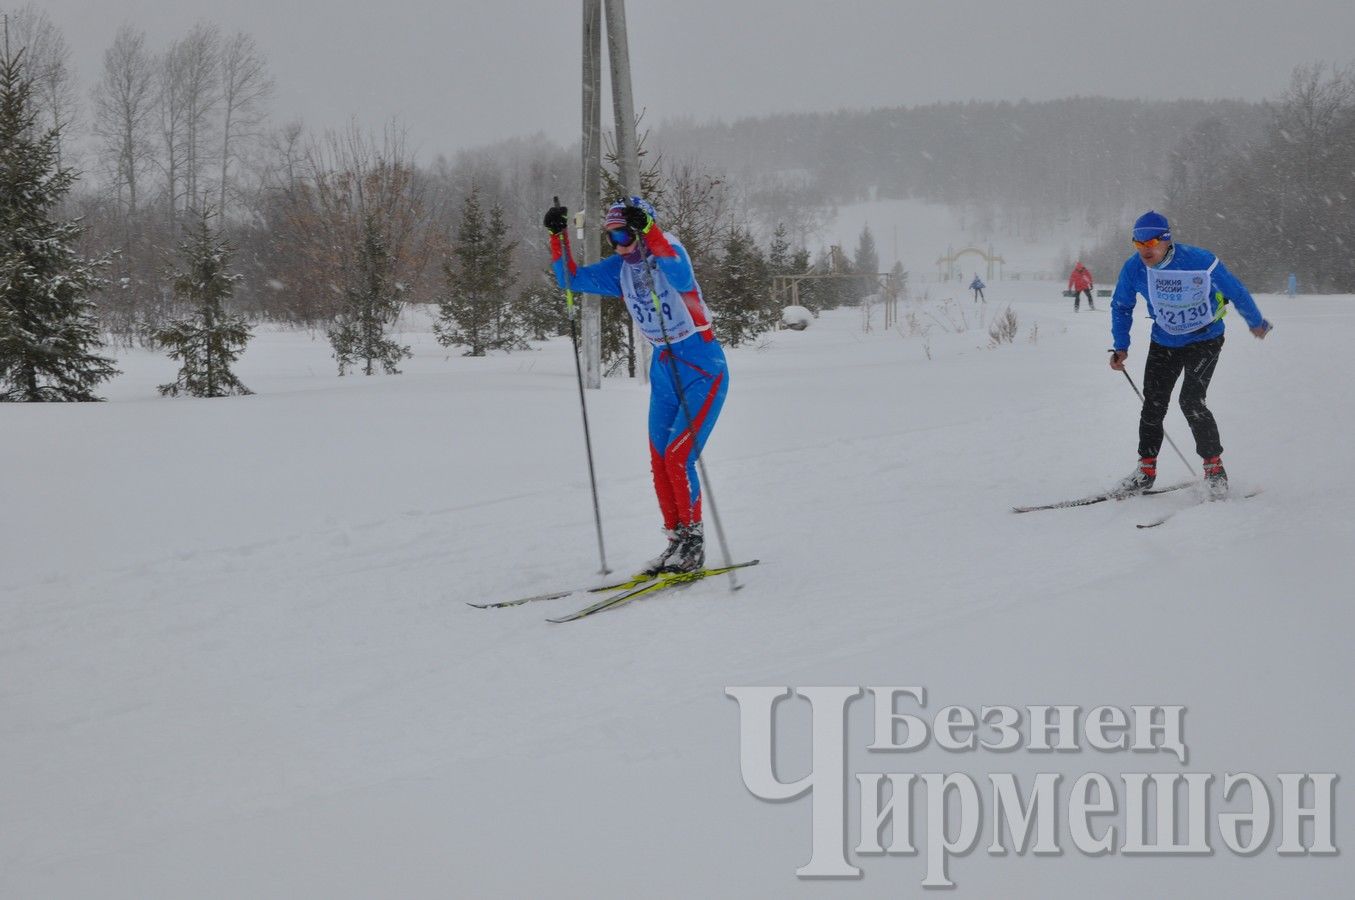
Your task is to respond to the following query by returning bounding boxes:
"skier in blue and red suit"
[543,197,727,574]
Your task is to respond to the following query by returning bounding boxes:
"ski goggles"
[608,228,635,246]
[1132,236,1169,250]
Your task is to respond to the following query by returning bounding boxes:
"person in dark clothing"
[968,274,985,303]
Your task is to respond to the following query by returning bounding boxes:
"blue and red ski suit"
[550,227,728,529]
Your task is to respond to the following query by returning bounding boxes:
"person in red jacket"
[1068,262,1095,311]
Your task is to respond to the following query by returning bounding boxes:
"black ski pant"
[1138,335,1224,460]
[1073,288,1093,310]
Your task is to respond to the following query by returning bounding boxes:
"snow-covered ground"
[3,277,1351,897]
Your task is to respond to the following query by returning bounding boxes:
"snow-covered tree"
[767,222,793,276]
[329,212,409,375]
[434,187,519,356]
[151,210,252,397]
[0,40,118,402]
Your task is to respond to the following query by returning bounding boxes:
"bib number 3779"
[631,301,673,323]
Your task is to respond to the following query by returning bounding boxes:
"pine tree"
[434,187,519,357]
[329,213,410,375]
[0,39,119,401]
[890,260,909,301]
[788,246,820,313]
[767,223,792,276]
[852,224,879,304]
[711,226,775,347]
[811,247,853,311]
[515,271,568,343]
[152,209,252,397]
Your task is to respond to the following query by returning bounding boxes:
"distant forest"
[8,0,1353,373]
[654,97,1271,239]
[654,73,1355,294]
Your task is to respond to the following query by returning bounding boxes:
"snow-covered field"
[3,275,1351,896]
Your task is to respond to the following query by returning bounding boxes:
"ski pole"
[557,196,610,575]
[1118,368,1194,473]
[624,199,740,590]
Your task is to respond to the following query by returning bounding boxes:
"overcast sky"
[27,0,1355,159]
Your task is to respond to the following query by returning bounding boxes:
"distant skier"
[1068,261,1095,311]
[1108,211,1272,498]
[543,197,727,575]
[1287,272,1298,298]
[969,274,986,303]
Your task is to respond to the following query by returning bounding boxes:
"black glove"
[543,205,568,234]
[620,205,650,233]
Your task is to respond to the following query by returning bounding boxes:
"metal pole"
[558,195,609,575]
[603,0,649,385]
[603,0,640,199]
[1118,368,1194,474]
[580,0,603,389]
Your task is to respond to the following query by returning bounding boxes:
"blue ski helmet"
[1132,210,1172,243]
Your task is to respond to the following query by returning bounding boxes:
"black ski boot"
[1116,457,1157,494]
[1203,455,1228,499]
[664,522,705,573]
[640,528,682,576]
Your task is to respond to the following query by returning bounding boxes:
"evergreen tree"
[767,223,793,276]
[890,260,910,301]
[852,224,879,303]
[600,292,635,376]
[515,270,568,343]
[0,41,119,401]
[811,247,854,311]
[152,209,252,397]
[329,213,410,375]
[435,187,519,356]
[788,246,820,314]
[711,226,776,347]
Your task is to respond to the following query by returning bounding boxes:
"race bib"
[1146,261,1219,335]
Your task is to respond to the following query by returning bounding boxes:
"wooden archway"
[936,245,1005,282]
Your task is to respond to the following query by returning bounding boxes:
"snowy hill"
[3,281,1351,897]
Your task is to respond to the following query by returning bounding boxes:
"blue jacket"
[1111,243,1265,350]
[550,228,715,347]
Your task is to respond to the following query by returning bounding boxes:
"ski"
[1136,488,1262,529]
[1012,479,1196,514]
[547,560,761,624]
[469,572,654,609]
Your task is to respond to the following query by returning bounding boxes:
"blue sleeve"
[1211,259,1265,329]
[650,238,696,293]
[553,254,624,297]
[1110,258,1139,350]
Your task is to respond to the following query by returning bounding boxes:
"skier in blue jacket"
[543,197,727,574]
[1108,211,1272,497]
[969,274,986,303]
